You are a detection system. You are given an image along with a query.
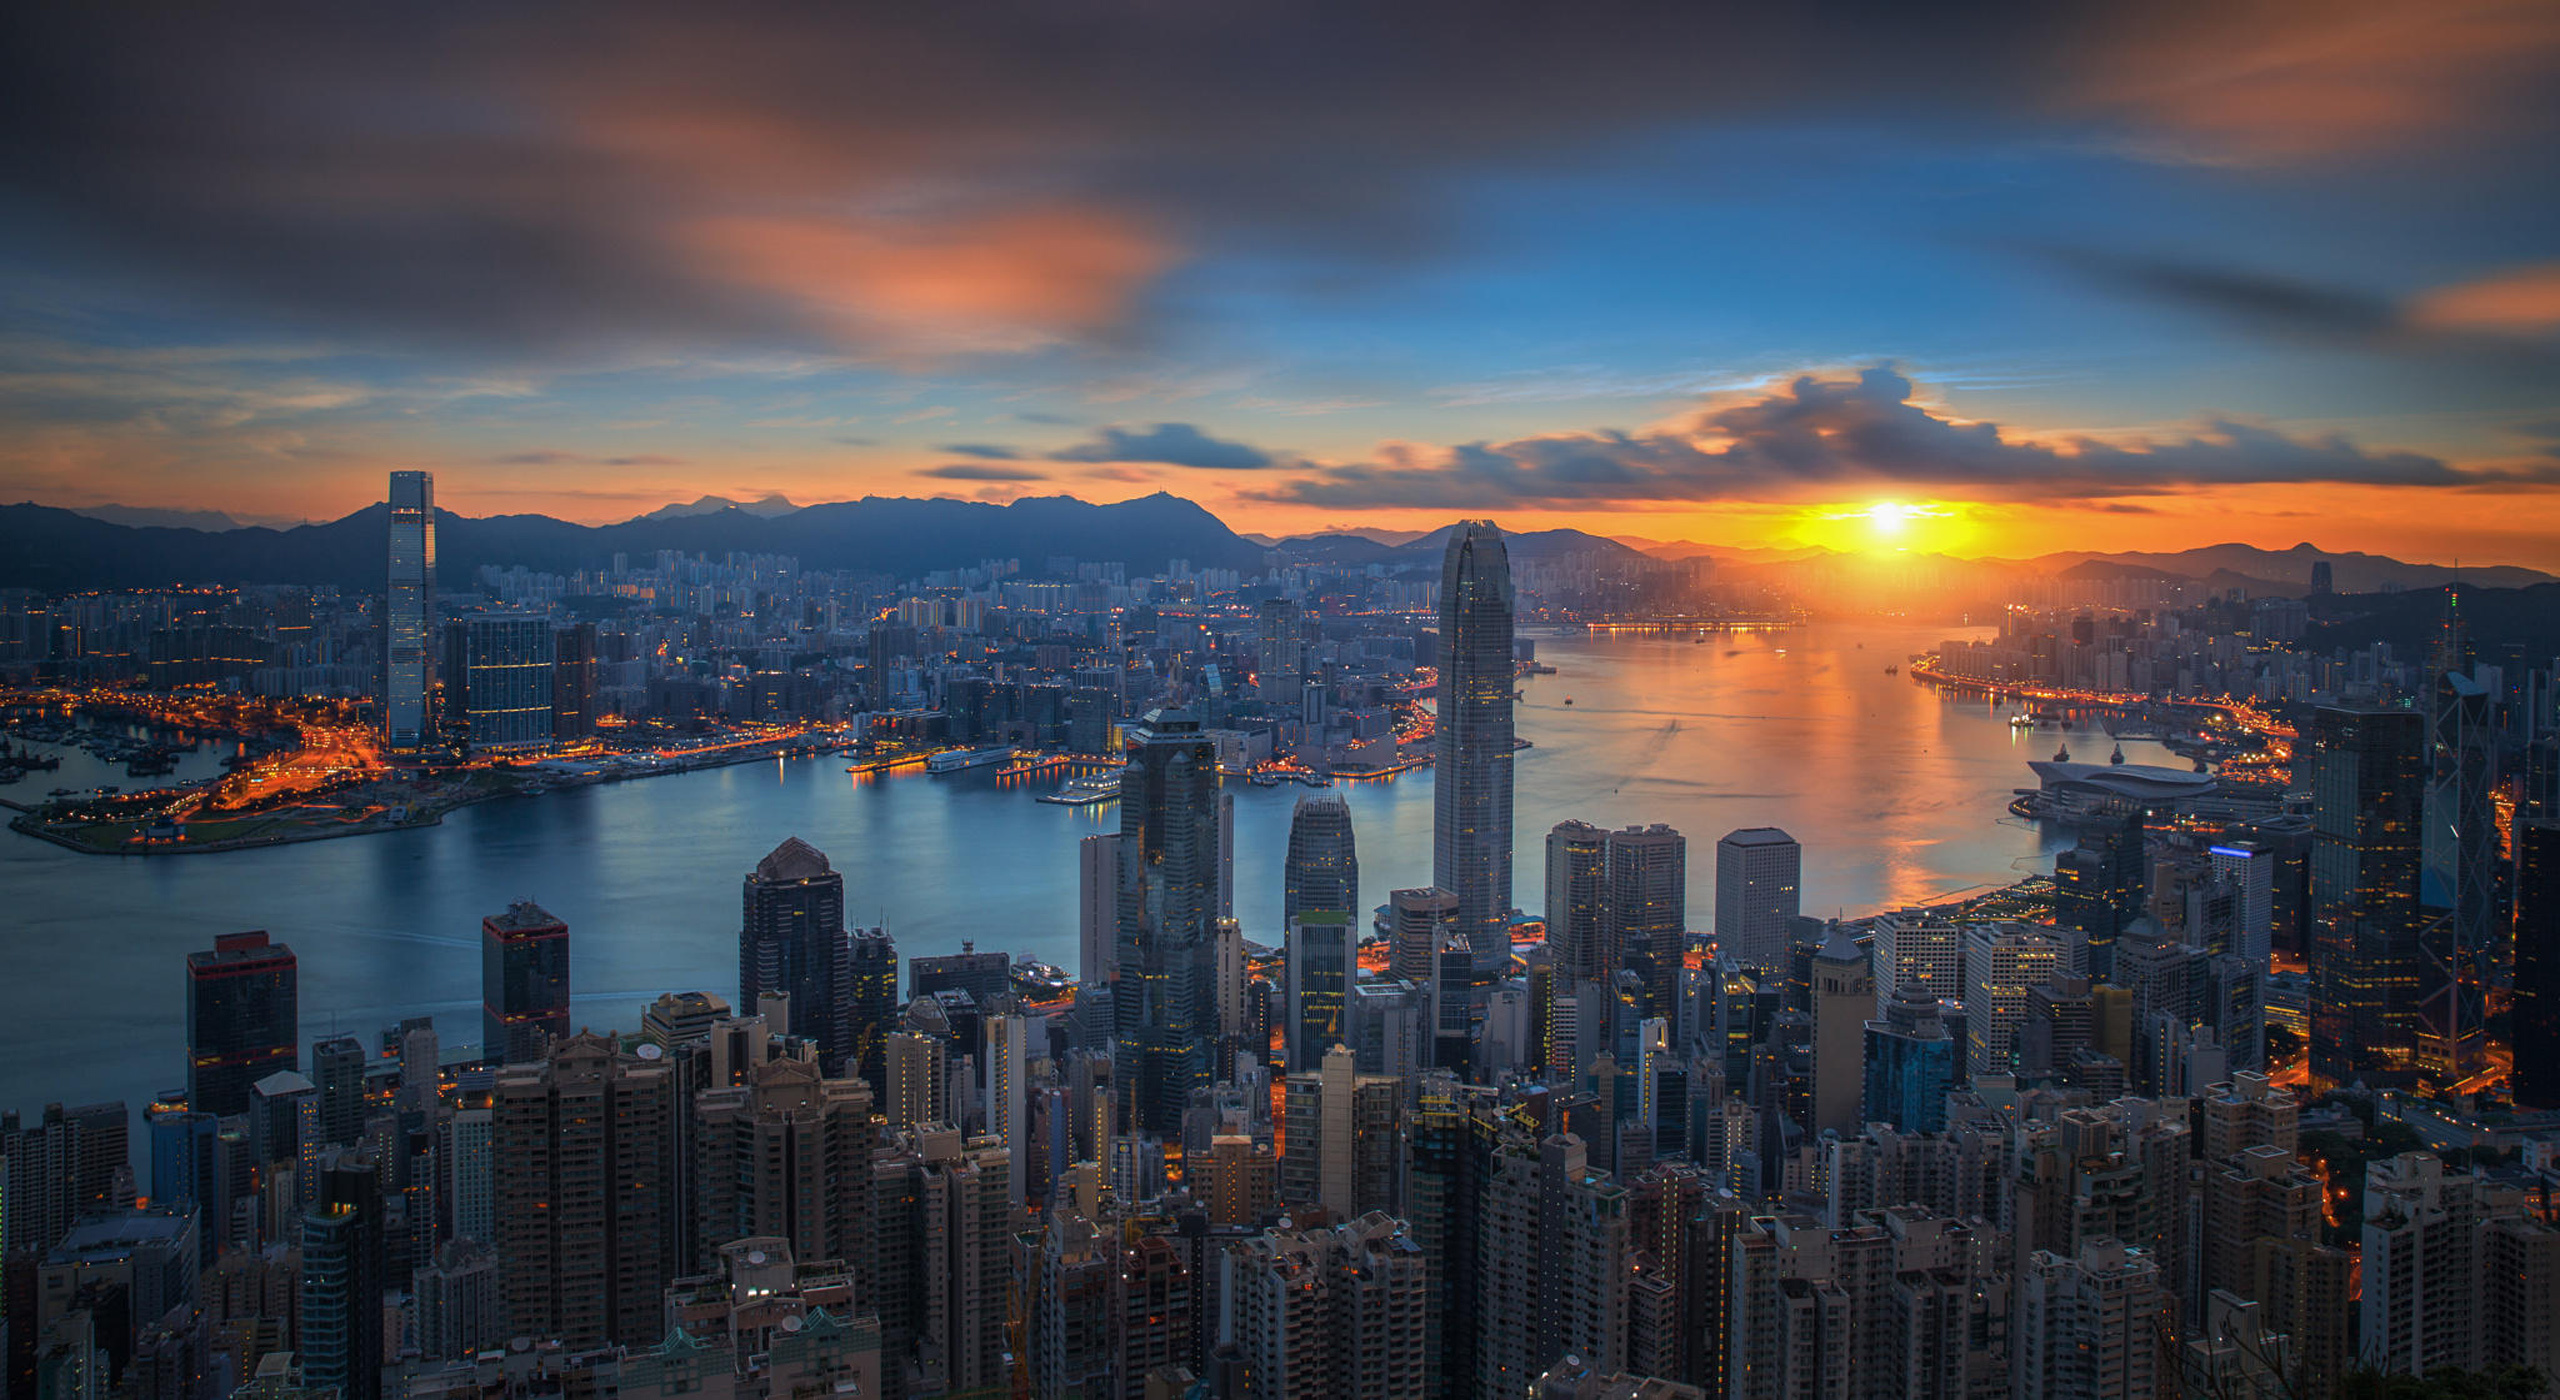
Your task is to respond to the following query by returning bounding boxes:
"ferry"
[1038,774,1123,806]
[926,746,1019,775]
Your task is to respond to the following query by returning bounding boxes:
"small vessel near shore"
[926,746,1018,774]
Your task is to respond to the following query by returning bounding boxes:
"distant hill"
[628,494,799,523]
[2022,542,2552,594]
[0,492,1268,591]
[68,504,253,531]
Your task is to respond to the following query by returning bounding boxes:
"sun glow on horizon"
[1791,499,1966,553]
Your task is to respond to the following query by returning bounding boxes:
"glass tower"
[384,469,435,754]
[2514,821,2560,1110]
[2306,705,2427,1089]
[185,930,299,1119]
[739,837,854,1072]
[481,900,570,1065]
[1113,708,1224,1135]
[1283,791,1359,929]
[1433,521,1515,973]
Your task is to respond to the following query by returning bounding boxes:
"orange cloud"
[683,207,1173,362]
[2409,263,2560,333]
[2072,0,2560,161]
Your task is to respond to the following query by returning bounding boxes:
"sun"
[1864,501,1918,539]
[1788,499,1969,554]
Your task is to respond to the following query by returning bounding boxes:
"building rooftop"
[754,836,832,882]
[187,930,293,971]
[484,899,565,933]
[2028,760,2218,801]
[1718,827,1797,847]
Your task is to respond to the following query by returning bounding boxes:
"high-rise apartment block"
[690,1058,875,1274]
[1222,1212,1428,1399]
[492,1033,678,1348]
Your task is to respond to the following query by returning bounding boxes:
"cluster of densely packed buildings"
[7,479,2560,1400]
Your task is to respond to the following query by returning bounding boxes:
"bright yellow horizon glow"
[1790,499,1968,554]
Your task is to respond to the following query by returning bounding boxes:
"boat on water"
[2109,743,2126,766]
[926,746,1018,774]
[1039,774,1123,806]
[2053,743,2071,763]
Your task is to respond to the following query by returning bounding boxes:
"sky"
[2,2,2558,565]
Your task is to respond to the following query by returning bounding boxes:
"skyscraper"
[689,1057,875,1274]
[481,900,570,1065]
[1434,521,1515,969]
[2420,669,2496,1084]
[1283,791,1359,929]
[1077,832,1121,989]
[492,1033,678,1348]
[1713,827,1800,970]
[1113,709,1225,1135]
[1863,985,1957,1133]
[440,613,555,751]
[1963,922,2061,1076]
[384,469,435,755]
[300,1150,384,1400]
[1286,912,1354,1072]
[1609,823,1687,1025]
[846,927,898,1101]
[1256,596,1304,713]
[311,1033,368,1147]
[551,621,598,740]
[1545,820,1613,985]
[1388,885,1461,984]
[2514,821,2560,1110]
[2306,705,2428,1089]
[1809,927,1870,1137]
[739,837,854,1073]
[185,931,298,1119]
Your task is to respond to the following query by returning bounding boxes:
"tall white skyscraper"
[1964,921,2063,1076]
[1871,907,1964,1020]
[1715,827,1801,969]
[384,469,436,754]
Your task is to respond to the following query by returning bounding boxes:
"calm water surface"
[0,623,2177,1127]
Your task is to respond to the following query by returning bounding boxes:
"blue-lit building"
[1862,984,1957,1134]
[441,613,556,751]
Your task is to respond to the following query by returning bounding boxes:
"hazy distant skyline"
[3,4,2557,566]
